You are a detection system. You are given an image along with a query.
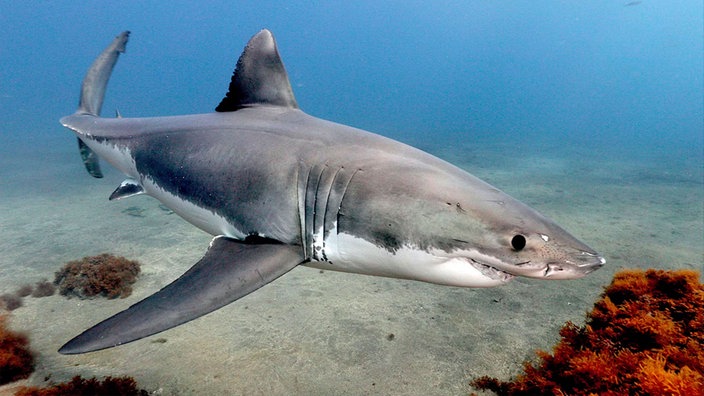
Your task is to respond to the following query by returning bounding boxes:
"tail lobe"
[77,31,130,116]
[71,31,129,178]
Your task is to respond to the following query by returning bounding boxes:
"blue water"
[0,2,702,394]
[2,2,701,148]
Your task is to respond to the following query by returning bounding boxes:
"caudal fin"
[71,31,129,178]
[77,31,129,116]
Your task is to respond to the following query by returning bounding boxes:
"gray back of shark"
[58,30,604,354]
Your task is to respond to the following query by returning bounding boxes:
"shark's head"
[450,196,606,282]
[427,162,606,283]
[330,153,605,287]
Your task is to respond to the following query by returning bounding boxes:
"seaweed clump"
[15,284,34,298]
[31,280,56,298]
[54,254,141,299]
[15,375,148,396]
[0,314,34,385]
[471,269,704,396]
[0,293,23,311]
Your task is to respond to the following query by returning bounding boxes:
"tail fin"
[74,31,129,178]
[77,31,130,116]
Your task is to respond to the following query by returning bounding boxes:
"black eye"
[511,234,526,251]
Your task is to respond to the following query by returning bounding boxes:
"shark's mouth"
[469,259,515,282]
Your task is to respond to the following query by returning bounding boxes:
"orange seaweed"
[15,375,148,396]
[470,269,704,395]
[0,314,34,385]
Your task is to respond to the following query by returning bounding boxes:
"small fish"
[121,206,146,218]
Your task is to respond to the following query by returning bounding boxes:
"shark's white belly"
[305,221,510,288]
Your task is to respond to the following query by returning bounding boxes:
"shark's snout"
[578,251,606,272]
[576,251,606,267]
[544,251,605,279]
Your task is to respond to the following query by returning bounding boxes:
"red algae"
[54,253,141,299]
[15,375,148,396]
[30,280,55,298]
[1,313,146,394]
[0,294,22,311]
[471,269,704,396]
[0,314,34,385]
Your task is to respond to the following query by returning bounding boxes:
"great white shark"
[58,30,604,354]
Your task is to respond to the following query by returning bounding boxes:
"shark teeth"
[469,259,515,282]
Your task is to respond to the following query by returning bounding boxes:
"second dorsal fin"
[215,29,298,112]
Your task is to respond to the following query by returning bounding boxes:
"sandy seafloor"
[0,130,702,395]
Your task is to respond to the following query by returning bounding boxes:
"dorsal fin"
[216,30,298,112]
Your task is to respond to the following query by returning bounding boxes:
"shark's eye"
[511,234,526,251]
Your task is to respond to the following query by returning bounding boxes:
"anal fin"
[59,236,304,354]
[78,138,103,178]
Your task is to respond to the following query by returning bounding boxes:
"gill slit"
[321,166,344,245]
[310,164,326,260]
[297,165,309,260]
[334,168,360,230]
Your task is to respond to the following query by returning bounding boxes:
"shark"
[58,30,605,354]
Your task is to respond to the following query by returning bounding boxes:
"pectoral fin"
[109,178,145,200]
[59,236,304,354]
